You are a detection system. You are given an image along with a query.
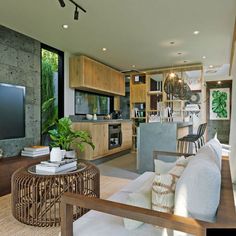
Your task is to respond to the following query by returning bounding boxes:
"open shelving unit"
[129,64,204,152]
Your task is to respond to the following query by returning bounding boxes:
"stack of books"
[36,159,77,173]
[21,146,50,157]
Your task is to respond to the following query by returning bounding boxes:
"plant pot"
[50,147,62,162]
[65,150,76,158]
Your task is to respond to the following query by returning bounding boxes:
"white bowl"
[86,114,93,120]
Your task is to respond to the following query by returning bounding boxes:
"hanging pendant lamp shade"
[176,82,192,100]
[164,73,180,95]
[164,72,192,100]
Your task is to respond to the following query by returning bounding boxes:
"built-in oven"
[108,123,122,149]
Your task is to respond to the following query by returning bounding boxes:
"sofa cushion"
[123,179,152,230]
[120,171,155,193]
[73,191,172,236]
[174,157,221,222]
[73,190,192,236]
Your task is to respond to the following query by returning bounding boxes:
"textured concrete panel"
[0,43,18,67]
[137,123,178,173]
[0,25,41,157]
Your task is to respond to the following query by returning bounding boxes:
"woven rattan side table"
[11,160,100,227]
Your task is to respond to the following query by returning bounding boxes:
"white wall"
[229,42,236,183]
[64,52,74,117]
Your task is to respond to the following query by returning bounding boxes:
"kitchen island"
[71,119,132,160]
[137,122,193,173]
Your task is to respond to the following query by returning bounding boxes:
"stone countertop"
[70,116,131,123]
[176,122,193,128]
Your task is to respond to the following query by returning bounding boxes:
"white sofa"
[71,138,223,236]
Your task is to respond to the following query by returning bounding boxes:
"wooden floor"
[0,175,131,236]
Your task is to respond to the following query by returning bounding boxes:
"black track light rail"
[68,0,86,13]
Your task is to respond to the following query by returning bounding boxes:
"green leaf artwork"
[211,90,228,118]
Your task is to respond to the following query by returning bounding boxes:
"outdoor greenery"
[48,117,95,152]
[211,90,228,118]
[41,49,58,135]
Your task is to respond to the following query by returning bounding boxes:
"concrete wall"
[0,25,41,157]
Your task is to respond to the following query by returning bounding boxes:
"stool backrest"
[197,123,207,137]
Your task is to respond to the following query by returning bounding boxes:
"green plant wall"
[41,49,59,135]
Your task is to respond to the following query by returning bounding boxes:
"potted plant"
[48,117,95,158]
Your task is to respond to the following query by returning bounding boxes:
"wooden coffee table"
[11,160,100,227]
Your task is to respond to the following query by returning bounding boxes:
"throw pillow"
[152,156,190,214]
[154,159,176,174]
[154,155,190,174]
[174,158,221,222]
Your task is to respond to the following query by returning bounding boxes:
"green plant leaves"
[211,90,228,118]
[48,117,95,152]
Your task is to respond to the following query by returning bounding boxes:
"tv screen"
[0,83,25,140]
[75,90,113,115]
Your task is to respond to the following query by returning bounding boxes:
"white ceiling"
[0,0,235,73]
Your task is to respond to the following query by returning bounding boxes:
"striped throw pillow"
[152,156,190,213]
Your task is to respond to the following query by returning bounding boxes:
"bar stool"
[177,123,207,153]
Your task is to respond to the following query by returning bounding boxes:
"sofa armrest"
[153,150,193,160]
[61,192,206,236]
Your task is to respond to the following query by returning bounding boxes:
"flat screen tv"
[75,90,114,115]
[0,83,25,140]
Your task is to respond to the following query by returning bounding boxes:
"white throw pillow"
[197,144,221,170]
[154,159,176,174]
[152,156,191,214]
[123,175,154,230]
[154,155,191,174]
[174,158,221,222]
[205,137,222,169]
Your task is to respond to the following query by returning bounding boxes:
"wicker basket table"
[11,160,100,227]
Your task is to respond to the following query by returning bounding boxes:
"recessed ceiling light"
[217,81,222,84]
[132,65,136,68]
[202,56,206,59]
[183,60,188,63]
[62,24,69,29]
[170,41,175,45]
[193,30,200,35]
[102,47,107,51]
[177,52,182,55]
[209,65,214,68]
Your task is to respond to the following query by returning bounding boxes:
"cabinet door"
[121,122,132,148]
[69,57,84,87]
[83,56,95,88]
[70,56,125,95]
[92,124,108,158]
[130,83,146,103]
[110,69,125,96]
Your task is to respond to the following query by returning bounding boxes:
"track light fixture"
[58,0,86,20]
[74,6,79,20]
[58,0,65,7]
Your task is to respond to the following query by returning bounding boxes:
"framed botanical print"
[210,88,230,120]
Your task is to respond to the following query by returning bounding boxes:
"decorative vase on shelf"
[50,147,62,162]
[93,114,97,120]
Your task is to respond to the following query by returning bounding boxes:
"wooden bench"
[60,151,236,236]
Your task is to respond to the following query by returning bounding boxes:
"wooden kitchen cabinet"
[70,56,125,96]
[72,121,132,160]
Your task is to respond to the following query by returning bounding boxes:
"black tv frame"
[0,83,26,140]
